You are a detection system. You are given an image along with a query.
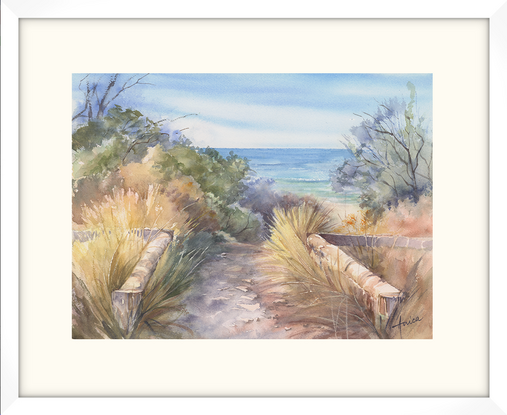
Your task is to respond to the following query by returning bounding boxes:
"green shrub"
[331,83,432,222]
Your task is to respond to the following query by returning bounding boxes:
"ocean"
[216,148,359,202]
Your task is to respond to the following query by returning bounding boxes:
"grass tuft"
[263,202,379,338]
[72,186,210,339]
[72,228,147,338]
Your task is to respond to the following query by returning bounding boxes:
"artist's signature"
[391,315,422,339]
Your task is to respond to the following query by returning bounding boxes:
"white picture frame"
[2,1,505,414]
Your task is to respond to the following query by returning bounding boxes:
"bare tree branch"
[104,73,153,110]
[74,73,154,122]
[96,74,119,118]
[169,113,198,123]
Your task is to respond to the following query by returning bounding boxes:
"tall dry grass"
[128,235,208,338]
[263,202,379,338]
[80,185,182,233]
[72,230,147,338]
[72,185,209,339]
[264,202,334,292]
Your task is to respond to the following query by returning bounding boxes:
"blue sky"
[72,73,432,149]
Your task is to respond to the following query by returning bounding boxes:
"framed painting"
[1,2,504,414]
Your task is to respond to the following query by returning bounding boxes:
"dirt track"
[179,243,281,338]
[179,241,385,339]
[179,242,338,339]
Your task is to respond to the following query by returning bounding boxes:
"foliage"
[333,195,432,238]
[331,82,432,222]
[120,161,220,233]
[239,177,321,236]
[383,195,433,237]
[72,106,169,179]
[210,201,262,243]
[73,141,256,240]
[72,171,124,224]
[153,144,250,207]
[72,98,255,240]
[239,178,279,220]
[151,143,258,240]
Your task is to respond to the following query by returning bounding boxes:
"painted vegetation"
[72,74,432,339]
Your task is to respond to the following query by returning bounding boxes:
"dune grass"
[72,229,147,338]
[72,185,210,339]
[264,202,335,296]
[263,202,380,338]
[127,232,209,339]
[80,185,168,232]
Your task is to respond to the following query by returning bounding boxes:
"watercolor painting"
[72,74,432,339]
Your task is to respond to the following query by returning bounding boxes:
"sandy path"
[179,242,306,339]
[178,240,381,339]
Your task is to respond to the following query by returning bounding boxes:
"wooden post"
[111,229,173,334]
[111,290,143,333]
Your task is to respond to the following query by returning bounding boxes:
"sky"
[72,73,432,149]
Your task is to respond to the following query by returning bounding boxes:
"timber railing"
[307,233,432,332]
[318,234,432,251]
[73,228,173,333]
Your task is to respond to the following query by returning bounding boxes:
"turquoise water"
[216,148,360,202]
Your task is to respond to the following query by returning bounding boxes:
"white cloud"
[158,94,358,139]
[182,119,348,149]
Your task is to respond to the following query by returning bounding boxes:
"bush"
[153,143,250,207]
[331,82,432,222]
[72,105,257,240]
[333,195,432,238]
[73,150,221,234]
[383,195,432,237]
[72,171,124,224]
[120,160,220,234]
[240,177,321,234]
[72,105,169,178]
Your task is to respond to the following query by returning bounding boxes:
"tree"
[72,105,170,179]
[71,75,258,240]
[72,73,153,122]
[331,82,432,221]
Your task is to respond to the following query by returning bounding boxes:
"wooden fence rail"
[73,228,173,334]
[307,233,432,332]
[319,234,432,251]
